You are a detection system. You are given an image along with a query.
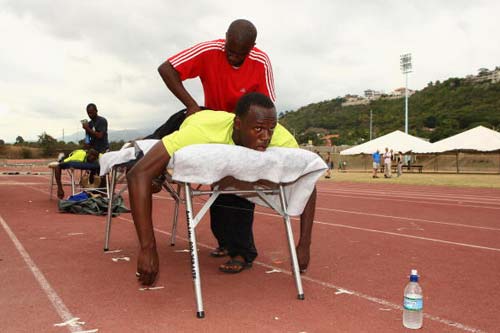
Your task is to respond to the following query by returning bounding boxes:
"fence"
[306,146,500,174]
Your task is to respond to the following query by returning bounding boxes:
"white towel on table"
[171,144,327,216]
[99,141,327,216]
[99,139,160,176]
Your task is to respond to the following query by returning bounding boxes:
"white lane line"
[317,192,500,210]
[315,220,500,252]
[0,215,87,333]
[318,207,500,231]
[114,214,486,333]
[321,188,500,203]
[0,182,47,186]
[254,210,500,252]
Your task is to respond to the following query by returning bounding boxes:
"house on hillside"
[391,87,415,97]
[341,94,369,106]
[466,67,500,84]
[364,89,383,100]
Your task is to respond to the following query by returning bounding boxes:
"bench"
[380,164,423,173]
[403,164,423,173]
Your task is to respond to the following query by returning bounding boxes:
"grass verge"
[324,171,500,188]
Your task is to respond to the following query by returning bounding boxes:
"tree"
[38,132,58,157]
[15,136,25,144]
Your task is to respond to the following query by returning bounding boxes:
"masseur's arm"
[82,122,106,139]
[296,187,317,273]
[126,141,171,286]
[158,61,201,116]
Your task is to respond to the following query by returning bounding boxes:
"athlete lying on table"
[127,92,317,286]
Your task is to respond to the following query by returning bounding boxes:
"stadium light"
[400,53,412,134]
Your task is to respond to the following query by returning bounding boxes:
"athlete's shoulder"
[187,110,234,123]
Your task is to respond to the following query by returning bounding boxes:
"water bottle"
[403,269,423,329]
[84,133,91,145]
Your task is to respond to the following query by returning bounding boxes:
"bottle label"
[404,296,423,311]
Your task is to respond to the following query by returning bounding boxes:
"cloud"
[1,0,499,142]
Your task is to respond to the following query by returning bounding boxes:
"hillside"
[279,78,500,145]
[59,128,152,144]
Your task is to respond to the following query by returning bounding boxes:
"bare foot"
[57,188,64,199]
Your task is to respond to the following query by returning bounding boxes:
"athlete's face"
[225,34,254,67]
[234,105,277,151]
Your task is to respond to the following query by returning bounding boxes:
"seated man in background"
[53,148,100,199]
[127,92,317,285]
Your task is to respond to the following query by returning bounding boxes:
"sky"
[1,0,499,143]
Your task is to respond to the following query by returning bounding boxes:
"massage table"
[48,161,108,200]
[99,140,327,318]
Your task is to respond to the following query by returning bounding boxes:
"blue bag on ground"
[58,194,129,216]
[67,192,90,202]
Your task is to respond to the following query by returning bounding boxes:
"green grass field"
[325,171,500,188]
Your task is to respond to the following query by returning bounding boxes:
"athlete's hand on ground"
[136,246,159,286]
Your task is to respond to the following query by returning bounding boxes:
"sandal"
[209,247,228,258]
[219,258,252,274]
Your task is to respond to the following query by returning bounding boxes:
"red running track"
[0,174,499,332]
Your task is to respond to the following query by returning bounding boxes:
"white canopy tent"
[427,126,500,153]
[340,130,434,155]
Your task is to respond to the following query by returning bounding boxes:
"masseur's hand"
[137,245,159,286]
[185,105,201,117]
[296,243,310,274]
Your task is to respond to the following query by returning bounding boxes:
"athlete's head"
[233,92,276,151]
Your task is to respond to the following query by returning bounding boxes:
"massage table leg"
[279,185,305,300]
[184,183,205,319]
[69,169,76,196]
[104,167,118,251]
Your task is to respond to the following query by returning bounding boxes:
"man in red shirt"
[158,19,275,116]
[156,19,278,273]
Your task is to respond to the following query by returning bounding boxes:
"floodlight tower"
[400,53,412,134]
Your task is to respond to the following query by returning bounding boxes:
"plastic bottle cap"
[411,269,418,276]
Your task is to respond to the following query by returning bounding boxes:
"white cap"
[411,269,418,276]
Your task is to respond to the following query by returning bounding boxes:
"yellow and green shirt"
[63,149,88,163]
[62,149,101,163]
[162,110,298,156]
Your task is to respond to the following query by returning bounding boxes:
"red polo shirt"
[168,39,275,113]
